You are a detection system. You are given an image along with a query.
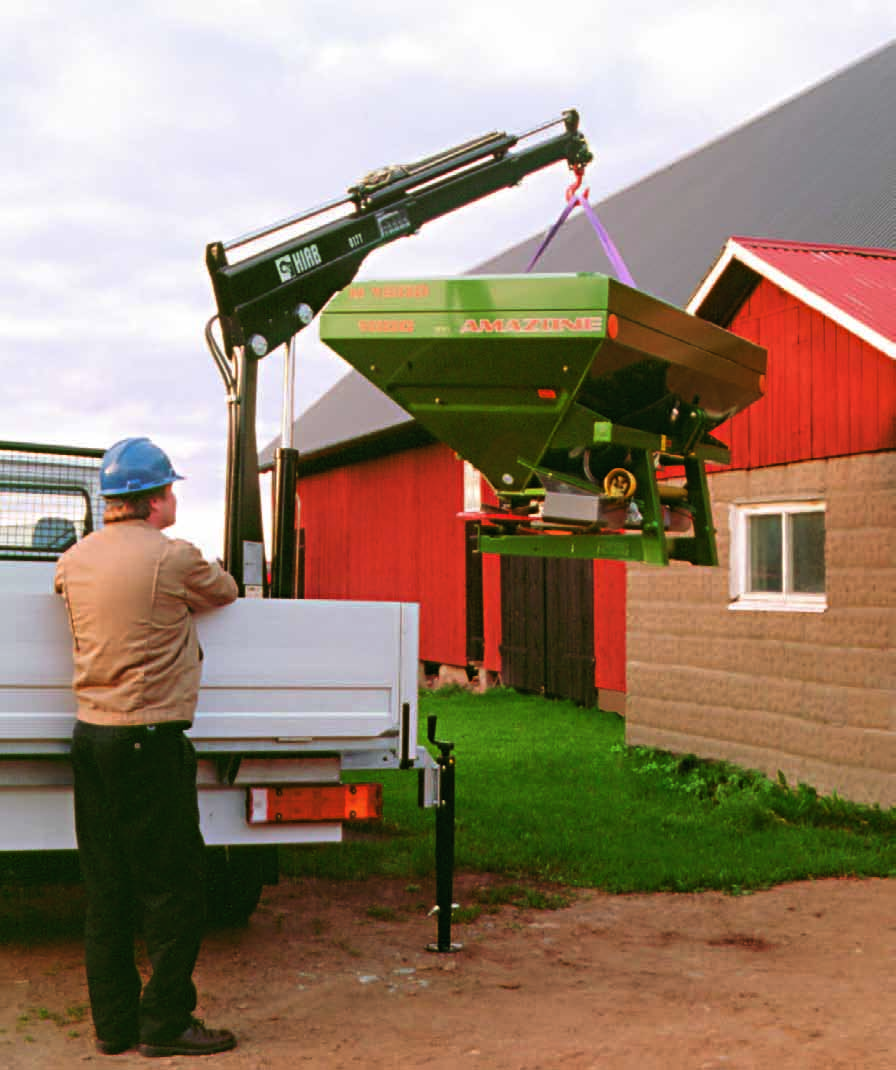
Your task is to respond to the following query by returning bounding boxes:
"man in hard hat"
[54,437,239,1058]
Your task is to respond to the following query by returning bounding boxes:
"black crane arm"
[206,110,590,355]
[205,110,591,595]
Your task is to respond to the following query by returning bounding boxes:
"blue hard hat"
[100,437,185,497]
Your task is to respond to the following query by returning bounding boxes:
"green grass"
[281,687,896,894]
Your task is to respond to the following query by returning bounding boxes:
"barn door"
[498,557,547,693]
[499,557,595,706]
[544,558,596,706]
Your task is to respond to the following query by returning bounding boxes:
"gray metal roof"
[269,42,896,467]
[258,368,420,470]
[474,41,895,301]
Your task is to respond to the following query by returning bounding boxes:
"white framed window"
[729,500,826,612]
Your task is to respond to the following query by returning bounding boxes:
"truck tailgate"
[0,594,419,756]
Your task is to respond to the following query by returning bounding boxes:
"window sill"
[728,599,827,614]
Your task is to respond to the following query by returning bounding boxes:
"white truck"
[0,440,429,923]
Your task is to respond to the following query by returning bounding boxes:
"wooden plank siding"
[498,557,597,706]
[498,557,549,695]
[465,523,485,663]
[713,278,896,468]
[482,547,502,673]
[544,559,596,706]
[298,442,468,667]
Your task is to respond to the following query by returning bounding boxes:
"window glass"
[0,488,89,555]
[731,500,826,612]
[748,513,782,592]
[792,511,826,593]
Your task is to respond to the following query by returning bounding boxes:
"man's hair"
[102,486,166,524]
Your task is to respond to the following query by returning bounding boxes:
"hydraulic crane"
[205,110,592,595]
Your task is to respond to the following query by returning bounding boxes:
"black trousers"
[71,720,207,1045]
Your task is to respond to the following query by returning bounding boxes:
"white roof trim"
[687,238,739,314]
[688,240,896,361]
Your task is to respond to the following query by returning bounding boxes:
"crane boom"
[205,111,592,594]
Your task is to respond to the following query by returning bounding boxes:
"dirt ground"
[0,873,892,1069]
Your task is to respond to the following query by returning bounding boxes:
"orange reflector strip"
[537,388,557,399]
[247,783,383,824]
[608,313,619,339]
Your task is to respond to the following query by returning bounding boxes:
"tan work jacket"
[54,520,239,726]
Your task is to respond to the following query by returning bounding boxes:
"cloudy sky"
[2,3,894,557]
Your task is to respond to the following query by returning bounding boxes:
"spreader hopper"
[320,274,766,565]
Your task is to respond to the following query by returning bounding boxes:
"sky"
[2,3,894,558]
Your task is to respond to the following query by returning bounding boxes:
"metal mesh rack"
[0,442,105,561]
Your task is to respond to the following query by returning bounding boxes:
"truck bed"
[0,564,422,849]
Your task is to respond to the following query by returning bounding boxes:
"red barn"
[297,437,470,671]
[624,238,895,805]
[292,422,626,706]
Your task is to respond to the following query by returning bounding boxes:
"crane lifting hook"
[566,162,590,203]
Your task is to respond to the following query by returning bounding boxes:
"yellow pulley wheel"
[603,468,636,499]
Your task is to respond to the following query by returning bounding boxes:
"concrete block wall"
[625,452,896,807]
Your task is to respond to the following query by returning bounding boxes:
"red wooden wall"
[298,442,468,667]
[593,561,626,692]
[481,480,503,674]
[299,445,626,691]
[715,278,896,466]
[481,550,502,673]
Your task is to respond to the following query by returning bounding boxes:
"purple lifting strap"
[525,192,636,287]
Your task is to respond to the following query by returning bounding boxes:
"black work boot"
[95,1036,137,1055]
[139,1018,236,1057]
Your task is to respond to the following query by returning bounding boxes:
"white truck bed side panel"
[0,561,56,593]
[0,594,419,752]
